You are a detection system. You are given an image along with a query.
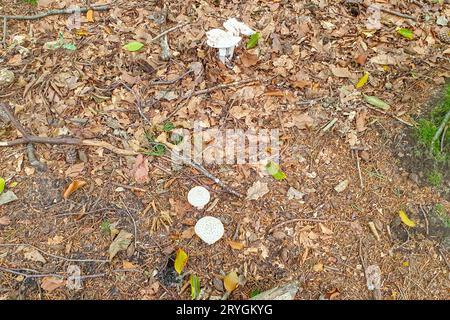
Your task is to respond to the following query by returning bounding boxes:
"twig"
[438,247,450,270]
[419,204,429,236]
[150,22,189,43]
[189,78,260,98]
[158,7,170,61]
[0,243,108,263]
[2,17,6,47]
[121,200,138,249]
[0,103,137,156]
[27,143,47,171]
[431,109,450,154]
[268,217,350,234]
[112,182,146,192]
[0,4,111,20]
[355,150,364,189]
[0,266,64,279]
[366,105,414,127]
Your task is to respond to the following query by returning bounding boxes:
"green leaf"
[266,161,286,181]
[100,220,111,235]
[123,41,144,52]
[363,95,390,110]
[174,248,188,275]
[62,43,77,51]
[397,28,414,40]
[0,177,5,194]
[250,289,261,298]
[190,275,201,300]
[162,122,175,132]
[246,32,261,49]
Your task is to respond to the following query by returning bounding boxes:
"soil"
[0,0,449,300]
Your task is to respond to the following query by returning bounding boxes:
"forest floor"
[0,0,449,300]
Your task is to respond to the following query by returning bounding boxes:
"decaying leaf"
[174,248,188,275]
[108,229,133,261]
[246,181,269,200]
[363,95,390,111]
[399,210,416,227]
[334,180,349,193]
[228,240,245,250]
[41,277,65,292]
[132,154,149,184]
[224,271,239,293]
[63,180,86,199]
[123,260,137,269]
[190,274,201,300]
[22,246,46,263]
[0,216,11,225]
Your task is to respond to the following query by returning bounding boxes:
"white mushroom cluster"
[206,18,256,64]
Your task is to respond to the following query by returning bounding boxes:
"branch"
[0,4,111,20]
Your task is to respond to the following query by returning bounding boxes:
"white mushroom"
[194,216,224,245]
[206,28,241,64]
[187,186,211,209]
[223,18,256,37]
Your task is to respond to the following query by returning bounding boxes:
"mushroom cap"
[194,216,224,245]
[223,18,255,36]
[206,28,241,49]
[187,186,211,209]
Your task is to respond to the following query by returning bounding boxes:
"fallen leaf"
[123,41,144,52]
[228,240,245,250]
[41,277,65,292]
[399,210,416,227]
[174,248,188,275]
[363,95,390,110]
[355,72,369,89]
[0,177,5,194]
[22,247,46,263]
[265,161,286,180]
[355,54,367,65]
[63,180,86,199]
[397,28,414,40]
[47,235,64,245]
[0,216,11,225]
[334,180,349,193]
[224,271,239,293]
[190,275,201,300]
[123,261,137,269]
[356,110,367,132]
[330,66,353,78]
[246,181,269,200]
[313,263,324,272]
[246,32,261,49]
[132,154,149,183]
[0,190,18,206]
[285,112,314,129]
[319,223,333,235]
[108,230,133,261]
[86,9,94,23]
[241,52,259,67]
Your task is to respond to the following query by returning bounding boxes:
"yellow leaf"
[174,248,188,275]
[399,210,416,227]
[355,72,369,89]
[63,180,86,199]
[228,240,245,250]
[123,261,137,269]
[86,9,94,23]
[223,271,239,293]
[75,29,89,37]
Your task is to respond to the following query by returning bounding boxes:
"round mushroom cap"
[194,216,224,245]
[223,18,255,36]
[187,186,211,209]
[206,29,241,48]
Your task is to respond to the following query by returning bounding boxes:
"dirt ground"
[0,0,449,300]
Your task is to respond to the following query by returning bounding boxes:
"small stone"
[0,69,15,86]
[436,16,448,27]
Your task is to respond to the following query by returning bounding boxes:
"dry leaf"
[123,261,137,269]
[86,9,94,23]
[313,263,324,272]
[132,154,149,184]
[319,223,333,235]
[47,235,64,245]
[63,180,86,199]
[356,110,367,132]
[108,229,133,261]
[22,247,46,263]
[224,271,239,293]
[330,66,353,78]
[246,181,269,200]
[0,216,11,225]
[228,240,245,250]
[285,112,314,129]
[41,277,65,292]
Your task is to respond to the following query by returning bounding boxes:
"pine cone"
[437,28,450,44]
[65,147,78,164]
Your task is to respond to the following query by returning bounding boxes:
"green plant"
[22,0,38,5]
[100,220,111,235]
[427,170,443,187]
[435,204,450,228]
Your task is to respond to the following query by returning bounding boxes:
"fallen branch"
[0,103,137,156]
[150,22,189,43]
[0,4,111,20]
[0,266,64,279]
[431,109,450,154]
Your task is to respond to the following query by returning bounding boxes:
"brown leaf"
[41,277,65,292]
[132,154,149,184]
[228,240,245,250]
[356,110,367,132]
[0,216,11,225]
[355,54,367,65]
[241,52,259,67]
[86,9,94,23]
[123,261,137,269]
[285,112,314,129]
[63,180,87,199]
[330,66,353,78]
